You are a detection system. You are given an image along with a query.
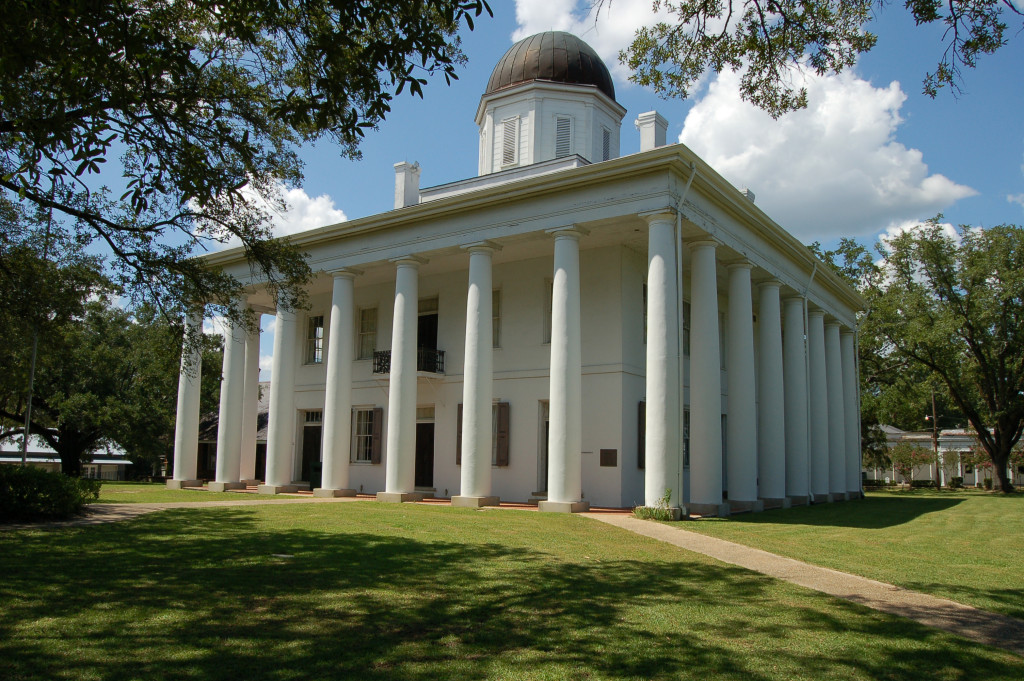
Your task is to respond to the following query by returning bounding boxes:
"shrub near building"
[0,466,99,521]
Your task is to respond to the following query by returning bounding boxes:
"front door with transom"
[414,405,435,489]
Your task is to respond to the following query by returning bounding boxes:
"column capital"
[328,267,363,279]
[840,327,856,338]
[638,208,677,225]
[756,277,783,290]
[462,240,502,254]
[807,307,826,319]
[688,238,719,250]
[727,260,753,272]
[545,226,589,240]
[824,319,842,329]
[781,293,806,304]
[389,254,428,268]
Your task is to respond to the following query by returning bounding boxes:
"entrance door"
[255,444,267,482]
[415,422,435,488]
[301,425,323,488]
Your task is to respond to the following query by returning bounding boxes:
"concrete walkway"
[584,512,1024,658]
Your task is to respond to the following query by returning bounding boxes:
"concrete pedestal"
[208,481,245,492]
[759,497,791,510]
[687,502,731,518]
[787,495,810,506]
[166,479,202,490]
[637,505,684,520]
[832,491,850,501]
[258,484,299,494]
[241,479,261,487]
[313,488,357,498]
[812,493,834,504]
[451,495,500,508]
[728,499,765,514]
[538,500,590,513]
[376,491,425,503]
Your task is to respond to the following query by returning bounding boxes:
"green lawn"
[96,481,295,503]
[2,502,1022,680]
[678,489,1024,619]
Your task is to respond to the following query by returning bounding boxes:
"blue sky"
[273,1,1023,245]
[245,0,1024,375]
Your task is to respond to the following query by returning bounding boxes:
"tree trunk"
[60,453,82,477]
[990,449,1014,493]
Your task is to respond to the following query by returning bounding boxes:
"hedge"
[0,466,100,522]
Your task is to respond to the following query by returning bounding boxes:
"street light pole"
[930,387,941,488]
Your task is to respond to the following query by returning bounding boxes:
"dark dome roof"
[485,31,615,101]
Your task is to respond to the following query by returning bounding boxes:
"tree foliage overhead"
[868,219,1024,493]
[617,0,1021,117]
[0,0,491,316]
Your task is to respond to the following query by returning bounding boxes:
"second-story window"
[358,308,377,360]
[306,315,324,364]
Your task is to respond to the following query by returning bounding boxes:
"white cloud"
[678,70,977,241]
[203,315,229,339]
[216,182,347,250]
[879,218,960,247]
[513,0,672,82]
[259,354,273,377]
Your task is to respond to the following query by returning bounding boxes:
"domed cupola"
[485,31,616,101]
[475,31,626,176]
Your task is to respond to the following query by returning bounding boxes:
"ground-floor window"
[351,407,382,463]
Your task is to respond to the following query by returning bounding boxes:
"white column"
[643,212,681,512]
[726,263,760,510]
[380,257,424,501]
[757,281,787,504]
[238,313,260,482]
[169,309,203,488]
[825,321,847,499]
[782,296,809,502]
[540,228,588,513]
[689,240,727,516]
[260,300,299,493]
[211,304,247,491]
[807,308,831,502]
[841,329,862,496]
[317,271,358,497]
[454,243,501,507]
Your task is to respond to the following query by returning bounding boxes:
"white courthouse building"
[169,32,865,516]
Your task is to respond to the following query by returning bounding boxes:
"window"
[456,402,510,466]
[501,116,519,166]
[965,464,974,475]
[358,308,377,360]
[351,407,383,463]
[306,315,324,364]
[305,410,322,424]
[492,289,501,348]
[555,116,572,158]
[542,278,553,343]
[602,127,611,161]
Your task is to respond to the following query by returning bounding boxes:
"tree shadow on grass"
[718,496,965,529]
[899,581,1024,621]
[0,505,1021,681]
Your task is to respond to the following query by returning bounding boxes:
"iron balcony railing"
[372,348,445,375]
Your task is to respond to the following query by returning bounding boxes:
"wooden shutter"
[555,116,571,158]
[455,403,463,465]
[602,128,611,161]
[495,402,510,466]
[370,407,383,464]
[638,401,645,469]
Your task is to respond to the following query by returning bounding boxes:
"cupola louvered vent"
[555,116,572,158]
[602,128,611,161]
[502,117,519,166]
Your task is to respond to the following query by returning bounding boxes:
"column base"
[847,490,864,499]
[687,502,731,518]
[538,500,590,513]
[831,491,850,501]
[258,484,299,494]
[787,495,810,506]
[451,495,501,508]
[376,492,425,503]
[313,488,357,498]
[728,499,765,514]
[812,493,834,504]
[759,497,791,510]
[208,481,246,492]
[166,479,202,489]
[241,479,261,487]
